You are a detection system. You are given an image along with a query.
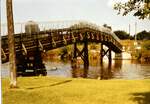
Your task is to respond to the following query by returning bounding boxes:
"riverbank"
[120,40,150,60]
[2,76,150,104]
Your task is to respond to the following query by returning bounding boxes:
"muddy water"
[1,59,150,79]
[45,59,150,80]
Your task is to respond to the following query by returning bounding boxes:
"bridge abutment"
[16,45,47,76]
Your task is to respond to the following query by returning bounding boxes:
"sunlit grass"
[2,77,150,104]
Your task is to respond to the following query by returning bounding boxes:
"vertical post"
[83,39,89,70]
[108,49,112,64]
[100,43,104,79]
[134,22,137,47]
[71,42,77,69]
[73,42,77,59]
[6,0,17,88]
[83,32,89,78]
[100,60,104,80]
[83,39,89,78]
[107,61,112,79]
[108,49,112,79]
[107,48,112,79]
[100,43,103,64]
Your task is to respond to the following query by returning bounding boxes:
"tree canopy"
[136,30,150,40]
[114,30,132,40]
[114,0,150,19]
[114,30,150,40]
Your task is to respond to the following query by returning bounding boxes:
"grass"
[2,76,150,104]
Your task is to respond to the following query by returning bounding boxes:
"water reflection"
[71,58,150,80]
[100,62,113,80]
[71,67,88,78]
[77,58,122,80]
[1,58,150,79]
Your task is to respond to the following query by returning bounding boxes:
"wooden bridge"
[1,21,122,76]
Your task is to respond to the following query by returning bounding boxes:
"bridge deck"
[1,27,122,63]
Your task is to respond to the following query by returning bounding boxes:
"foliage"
[114,30,150,40]
[114,0,150,19]
[142,40,150,50]
[136,30,150,40]
[2,77,150,104]
[114,30,131,39]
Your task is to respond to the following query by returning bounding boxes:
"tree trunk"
[6,0,17,88]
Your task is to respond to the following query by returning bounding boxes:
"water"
[1,59,150,80]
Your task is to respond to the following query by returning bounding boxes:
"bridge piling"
[71,42,77,69]
[100,43,104,65]
[100,43,112,64]
[108,48,112,64]
[83,38,89,71]
[71,33,89,72]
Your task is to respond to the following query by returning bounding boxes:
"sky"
[1,0,150,35]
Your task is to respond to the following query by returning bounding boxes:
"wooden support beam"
[100,43,112,64]
[73,42,77,59]
[100,43,103,64]
[71,33,76,43]
[71,33,89,71]
[100,62,104,80]
[108,48,112,64]
[22,43,27,55]
[52,37,56,47]
[38,40,43,51]
[1,48,7,60]
[83,38,89,70]
[71,42,77,69]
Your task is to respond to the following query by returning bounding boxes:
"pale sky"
[1,0,150,35]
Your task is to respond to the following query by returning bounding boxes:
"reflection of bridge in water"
[1,20,122,76]
[71,57,123,79]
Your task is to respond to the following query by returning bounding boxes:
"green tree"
[136,30,150,40]
[114,0,150,19]
[114,30,131,40]
[142,40,150,50]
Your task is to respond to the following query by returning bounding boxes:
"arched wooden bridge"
[1,21,122,76]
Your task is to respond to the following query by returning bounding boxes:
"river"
[1,59,150,80]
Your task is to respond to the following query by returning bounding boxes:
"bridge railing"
[1,20,122,51]
[1,20,119,41]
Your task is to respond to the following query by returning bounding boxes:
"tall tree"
[114,0,150,19]
[6,0,17,88]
